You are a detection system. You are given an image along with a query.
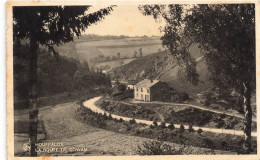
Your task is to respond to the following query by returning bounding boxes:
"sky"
[84,5,165,37]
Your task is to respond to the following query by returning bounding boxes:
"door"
[145,95,150,102]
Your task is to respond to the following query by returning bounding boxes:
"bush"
[168,122,175,130]
[204,138,214,148]
[179,124,185,133]
[119,118,124,123]
[135,129,141,135]
[126,125,131,131]
[108,113,112,119]
[103,112,108,120]
[178,92,189,101]
[153,120,158,127]
[221,141,227,147]
[137,140,193,155]
[204,99,211,106]
[188,124,194,132]
[197,128,203,134]
[160,122,166,128]
[97,121,107,128]
[130,118,136,124]
[113,117,119,122]
[150,124,155,129]
[118,84,127,92]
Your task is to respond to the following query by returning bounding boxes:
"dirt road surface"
[40,101,233,155]
[15,100,234,156]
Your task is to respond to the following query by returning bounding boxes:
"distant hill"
[75,35,163,72]
[53,42,79,60]
[111,43,212,95]
[20,35,164,67]
[20,39,79,60]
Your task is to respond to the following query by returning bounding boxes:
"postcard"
[6,0,260,159]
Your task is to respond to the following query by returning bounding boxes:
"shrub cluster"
[197,128,203,134]
[179,124,185,133]
[153,120,158,126]
[119,118,124,123]
[168,122,175,130]
[137,140,193,155]
[188,124,194,132]
[160,122,166,128]
[129,118,136,124]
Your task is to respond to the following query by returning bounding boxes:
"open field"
[93,58,136,71]
[75,37,164,64]
[76,37,162,48]
[98,44,163,58]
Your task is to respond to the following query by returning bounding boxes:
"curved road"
[83,97,257,137]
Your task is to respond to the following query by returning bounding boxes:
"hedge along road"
[83,97,257,137]
[131,100,257,122]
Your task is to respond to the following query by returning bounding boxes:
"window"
[136,93,138,97]
[141,88,143,92]
[147,89,150,93]
[141,94,143,99]
[136,87,138,91]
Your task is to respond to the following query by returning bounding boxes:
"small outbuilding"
[127,80,137,90]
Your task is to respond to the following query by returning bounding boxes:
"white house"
[134,79,170,102]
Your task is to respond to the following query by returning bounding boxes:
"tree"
[13,6,115,156]
[112,55,117,60]
[106,73,112,87]
[134,50,138,58]
[139,48,143,57]
[139,4,255,153]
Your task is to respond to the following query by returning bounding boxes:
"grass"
[76,103,257,154]
[14,119,45,134]
[75,38,162,48]
[97,99,159,121]
[75,37,163,64]
[14,89,102,134]
[98,44,163,57]
[14,121,29,133]
[98,98,256,131]
[139,103,257,131]
[14,89,101,111]
[94,58,136,71]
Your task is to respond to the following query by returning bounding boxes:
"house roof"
[135,79,159,88]
[128,80,137,85]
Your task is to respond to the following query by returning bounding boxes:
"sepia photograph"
[6,0,259,159]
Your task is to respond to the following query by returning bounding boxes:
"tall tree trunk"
[28,36,38,156]
[242,82,252,154]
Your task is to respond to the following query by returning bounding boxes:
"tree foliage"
[139,3,255,154]
[14,43,112,104]
[13,6,115,51]
[139,4,255,92]
[13,5,115,156]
